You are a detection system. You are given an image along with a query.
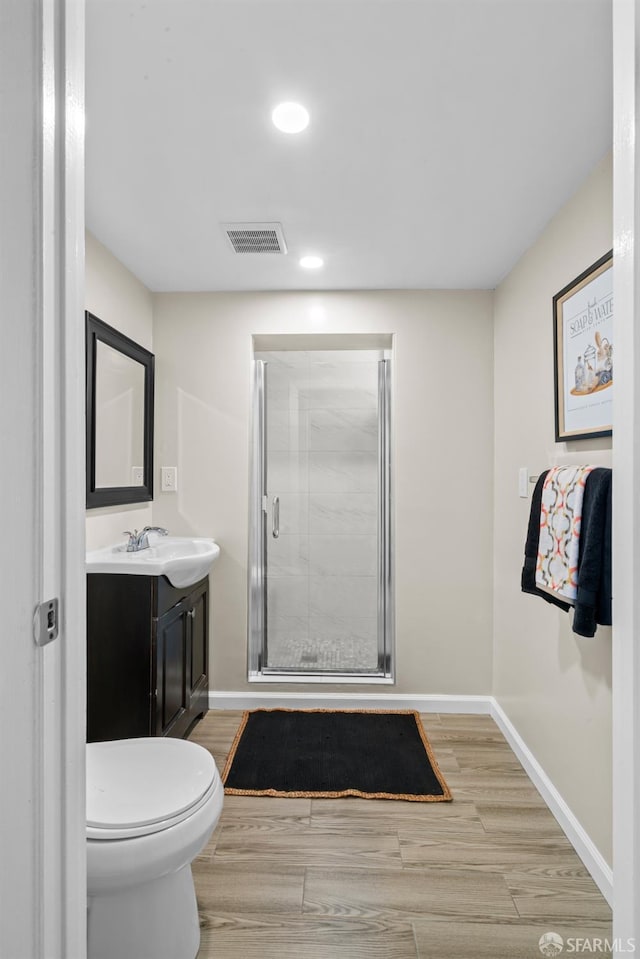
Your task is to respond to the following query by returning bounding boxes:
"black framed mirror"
[86,311,154,508]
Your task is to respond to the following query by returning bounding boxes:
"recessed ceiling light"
[272,102,310,134]
[299,255,324,269]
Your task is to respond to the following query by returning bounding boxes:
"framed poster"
[553,250,613,442]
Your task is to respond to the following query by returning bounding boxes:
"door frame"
[247,347,394,682]
[3,0,638,949]
[612,0,640,942]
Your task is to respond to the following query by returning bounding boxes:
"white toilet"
[86,737,223,959]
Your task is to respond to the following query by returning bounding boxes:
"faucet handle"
[122,530,138,551]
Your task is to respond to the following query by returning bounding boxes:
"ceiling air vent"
[222,222,288,254]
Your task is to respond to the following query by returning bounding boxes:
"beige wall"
[152,290,495,695]
[493,152,613,864]
[85,231,155,550]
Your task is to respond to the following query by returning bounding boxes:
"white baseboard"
[489,699,613,907]
[207,689,612,906]
[208,690,492,713]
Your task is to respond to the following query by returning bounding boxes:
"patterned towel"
[535,466,595,603]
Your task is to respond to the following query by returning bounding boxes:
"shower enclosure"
[248,345,393,679]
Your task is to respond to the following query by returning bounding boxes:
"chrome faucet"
[122,527,169,552]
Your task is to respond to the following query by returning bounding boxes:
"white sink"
[86,534,221,588]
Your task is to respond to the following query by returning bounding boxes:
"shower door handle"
[272,496,280,539]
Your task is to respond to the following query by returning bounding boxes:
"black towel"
[573,467,612,637]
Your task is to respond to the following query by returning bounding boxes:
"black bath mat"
[221,709,452,802]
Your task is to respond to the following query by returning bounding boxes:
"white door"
[0,2,86,957]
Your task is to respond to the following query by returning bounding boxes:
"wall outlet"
[161,466,178,492]
[131,466,144,485]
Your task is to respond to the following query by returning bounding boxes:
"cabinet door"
[87,574,154,742]
[187,582,208,720]
[155,601,189,737]
[154,577,209,739]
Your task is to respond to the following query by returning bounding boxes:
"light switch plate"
[518,467,529,498]
[161,466,178,492]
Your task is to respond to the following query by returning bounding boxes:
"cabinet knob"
[188,609,196,620]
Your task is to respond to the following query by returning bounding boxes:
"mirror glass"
[95,340,146,488]
[86,312,154,508]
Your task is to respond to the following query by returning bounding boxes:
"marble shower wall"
[259,349,382,671]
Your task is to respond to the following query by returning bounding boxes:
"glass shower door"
[257,348,390,675]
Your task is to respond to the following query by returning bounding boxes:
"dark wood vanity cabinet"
[87,573,209,742]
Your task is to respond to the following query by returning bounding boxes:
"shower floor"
[266,632,379,673]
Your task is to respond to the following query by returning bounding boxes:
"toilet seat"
[87,737,219,840]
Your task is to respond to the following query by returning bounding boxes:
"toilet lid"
[86,738,217,833]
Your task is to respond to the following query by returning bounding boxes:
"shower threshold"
[249,669,395,685]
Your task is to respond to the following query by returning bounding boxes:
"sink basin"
[86,534,221,588]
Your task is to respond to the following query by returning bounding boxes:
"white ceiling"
[85,0,612,293]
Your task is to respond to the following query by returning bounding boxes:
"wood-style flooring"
[189,710,612,959]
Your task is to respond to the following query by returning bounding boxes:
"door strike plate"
[33,597,59,647]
